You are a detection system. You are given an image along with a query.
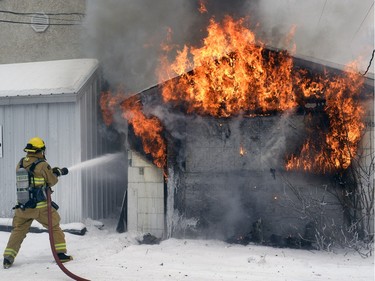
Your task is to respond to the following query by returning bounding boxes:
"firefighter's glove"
[53,167,69,177]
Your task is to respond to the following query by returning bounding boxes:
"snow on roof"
[0,58,99,97]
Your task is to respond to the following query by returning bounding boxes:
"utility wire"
[0,19,81,26]
[0,10,83,23]
[317,0,328,27]
[0,10,85,16]
[361,49,375,76]
[2,15,83,23]
[351,1,374,41]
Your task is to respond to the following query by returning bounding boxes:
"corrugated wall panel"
[0,102,81,222]
[78,74,127,221]
[80,85,88,218]
[80,76,97,219]
[49,103,82,223]
[0,70,127,223]
[0,106,14,218]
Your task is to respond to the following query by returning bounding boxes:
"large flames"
[159,16,298,117]
[100,16,366,174]
[286,65,365,173]
[100,90,166,169]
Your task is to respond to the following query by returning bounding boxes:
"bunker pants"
[3,204,67,263]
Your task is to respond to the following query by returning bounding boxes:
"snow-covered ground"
[0,218,373,281]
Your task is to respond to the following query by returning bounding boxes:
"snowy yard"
[0,219,373,281]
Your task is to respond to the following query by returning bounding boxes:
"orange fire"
[198,0,208,14]
[157,16,366,173]
[100,90,167,169]
[100,16,366,174]
[286,64,365,173]
[159,16,297,117]
[99,91,125,126]
[240,145,245,156]
[121,96,167,169]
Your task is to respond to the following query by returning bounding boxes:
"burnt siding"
[172,116,344,240]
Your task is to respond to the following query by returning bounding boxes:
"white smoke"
[249,0,374,73]
[83,0,373,96]
[83,0,198,93]
[82,0,261,93]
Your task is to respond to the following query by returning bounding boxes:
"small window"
[139,167,144,175]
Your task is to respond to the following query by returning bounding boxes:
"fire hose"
[46,187,90,281]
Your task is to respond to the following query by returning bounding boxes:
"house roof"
[0,58,99,98]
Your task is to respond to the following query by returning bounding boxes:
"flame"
[121,96,167,169]
[99,90,167,170]
[157,16,366,174]
[158,16,298,118]
[240,145,245,156]
[100,16,366,175]
[99,91,125,126]
[198,0,208,14]
[322,65,365,170]
[286,64,365,173]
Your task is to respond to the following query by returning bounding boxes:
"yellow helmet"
[24,137,46,153]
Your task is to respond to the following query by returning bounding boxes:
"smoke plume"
[83,0,373,95]
[83,0,194,93]
[248,0,374,72]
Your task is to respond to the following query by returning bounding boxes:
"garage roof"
[0,58,99,98]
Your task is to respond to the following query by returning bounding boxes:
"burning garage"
[100,16,374,248]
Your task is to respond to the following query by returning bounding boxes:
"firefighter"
[3,137,72,269]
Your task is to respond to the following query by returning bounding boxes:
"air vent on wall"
[31,13,49,33]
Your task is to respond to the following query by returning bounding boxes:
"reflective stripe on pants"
[3,205,67,262]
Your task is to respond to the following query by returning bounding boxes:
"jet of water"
[68,153,124,172]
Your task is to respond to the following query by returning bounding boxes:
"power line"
[361,49,375,76]
[11,14,81,23]
[0,10,84,23]
[0,19,81,26]
[351,1,374,41]
[317,0,328,27]
[3,14,83,23]
[0,10,85,16]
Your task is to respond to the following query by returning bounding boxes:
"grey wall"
[168,116,344,243]
[0,0,86,64]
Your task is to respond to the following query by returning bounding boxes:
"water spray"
[46,152,124,280]
[68,153,124,172]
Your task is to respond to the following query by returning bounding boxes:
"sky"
[82,0,374,93]
[0,218,374,281]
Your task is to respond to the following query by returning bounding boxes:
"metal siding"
[0,69,126,222]
[49,103,82,223]
[0,106,13,217]
[89,83,100,218]
[80,75,99,220]
[0,125,3,158]
[80,87,89,219]
[0,102,81,222]
[78,74,126,221]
